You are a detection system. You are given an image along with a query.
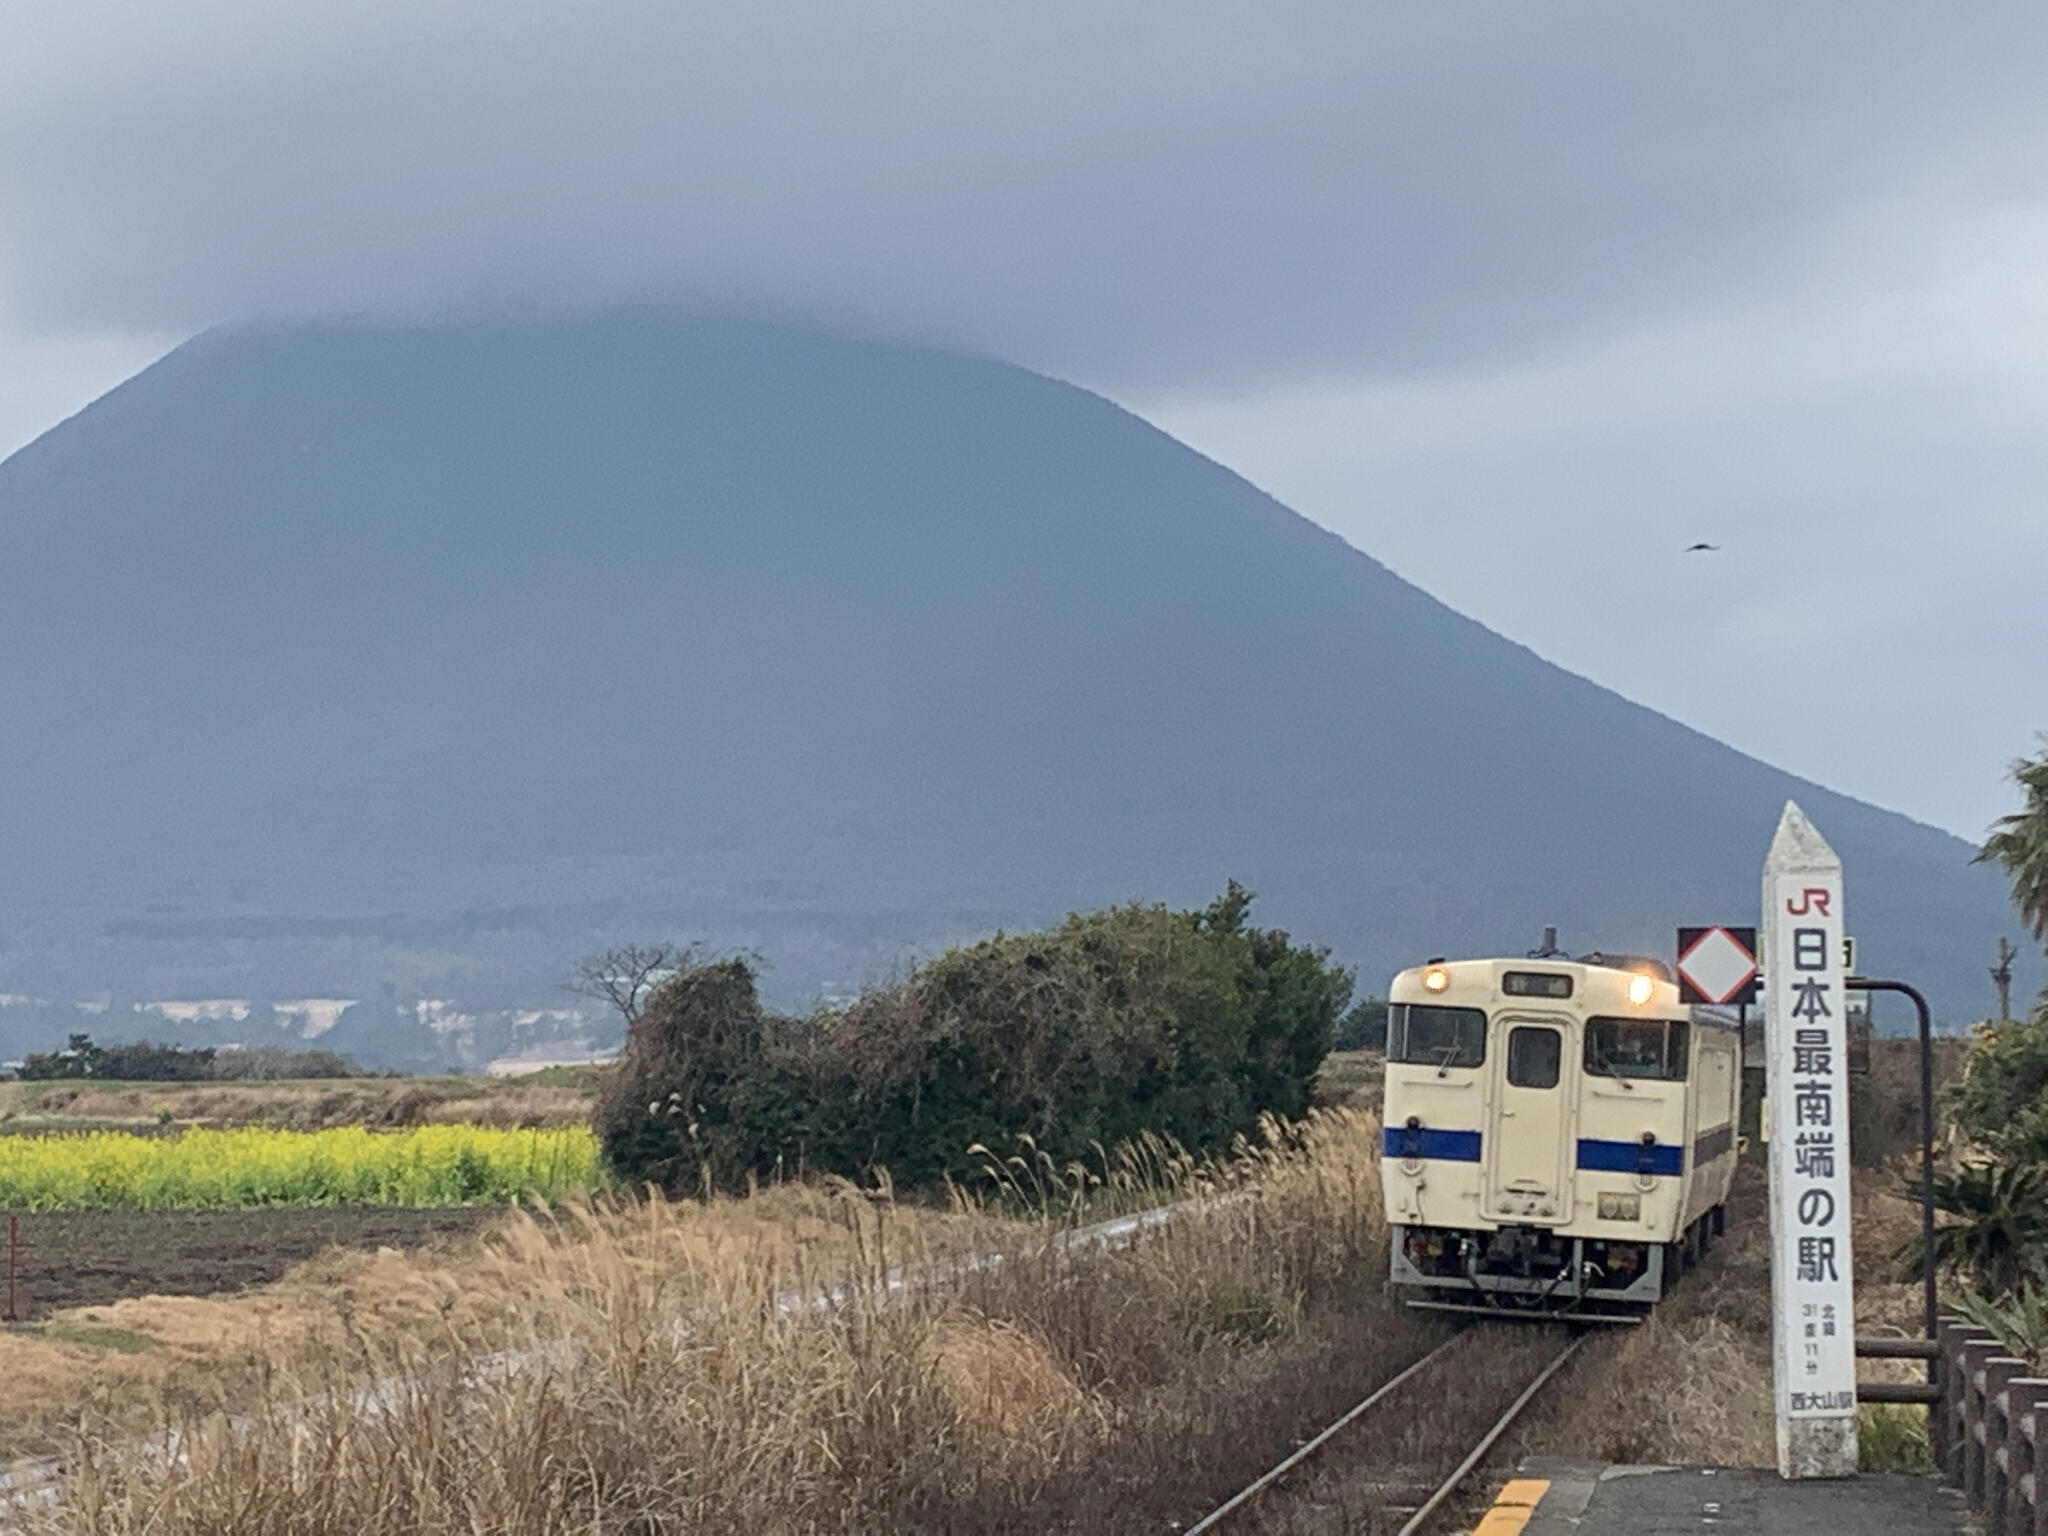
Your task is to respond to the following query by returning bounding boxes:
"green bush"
[593,957,809,1196]
[209,1045,364,1080]
[1331,997,1389,1052]
[1948,1284,2048,1369]
[1907,1160,2048,1297]
[1946,1001,2048,1165]
[1921,999,2048,1296]
[1938,741,2048,1304]
[595,885,1352,1196]
[1859,1405,1935,1474]
[10,1036,365,1084]
[16,1034,216,1082]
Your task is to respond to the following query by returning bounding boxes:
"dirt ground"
[0,1206,502,1321]
[0,1212,517,1461]
[0,1180,1016,1464]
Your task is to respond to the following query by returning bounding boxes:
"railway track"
[1181,1324,1591,1535]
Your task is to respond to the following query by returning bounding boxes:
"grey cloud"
[1145,243,2048,839]
[5,3,2047,390]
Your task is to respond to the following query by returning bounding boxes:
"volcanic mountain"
[0,315,2022,1064]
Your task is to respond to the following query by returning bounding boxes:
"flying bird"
[1683,542,1720,553]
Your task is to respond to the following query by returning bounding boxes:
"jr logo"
[1785,887,1832,917]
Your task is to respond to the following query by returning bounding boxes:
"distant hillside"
[0,314,2029,1065]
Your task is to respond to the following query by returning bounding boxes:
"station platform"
[1490,1457,1972,1535]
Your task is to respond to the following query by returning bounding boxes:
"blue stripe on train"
[1381,1127,1483,1162]
[1379,1129,1693,1175]
[1575,1138,1685,1177]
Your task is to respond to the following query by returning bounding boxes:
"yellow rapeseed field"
[0,1124,605,1209]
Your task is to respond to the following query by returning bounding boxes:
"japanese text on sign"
[1763,802,1859,1477]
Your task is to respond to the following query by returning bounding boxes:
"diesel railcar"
[1381,954,1740,1318]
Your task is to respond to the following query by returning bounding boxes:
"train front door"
[1484,1019,1575,1223]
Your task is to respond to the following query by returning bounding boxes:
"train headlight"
[1626,973,1655,1006]
[1424,966,1451,993]
[1598,1192,1642,1221]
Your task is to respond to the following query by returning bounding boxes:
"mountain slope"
[0,314,2026,1062]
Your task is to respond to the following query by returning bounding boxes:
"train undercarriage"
[1390,1206,1725,1322]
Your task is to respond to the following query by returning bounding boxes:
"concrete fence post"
[1943,1323,1998,1489]
[1985,1356,2027,1534]
[1939,1319,1973,1481]
[1999,1378,2048,1536]
[1965,1338,2007,1505]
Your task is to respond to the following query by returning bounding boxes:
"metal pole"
[1853,976,1938,1440]
[1853,980,1937,1341]
[4,1214,16,1323]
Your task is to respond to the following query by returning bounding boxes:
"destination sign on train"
[1501,971,1574,998]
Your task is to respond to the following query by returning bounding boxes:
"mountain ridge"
[0,312,2027,1065]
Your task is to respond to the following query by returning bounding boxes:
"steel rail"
[1393,1331,1587,1536]
[1181,1332,1467,1535]
[1181,1327,1588,1535]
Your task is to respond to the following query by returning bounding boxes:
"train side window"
[1506,1026,1561,1088]
[1388,1004,1486,1068]
[1585,1018,1690,1081]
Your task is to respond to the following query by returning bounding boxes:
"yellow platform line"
[1472,1477,1551,1535]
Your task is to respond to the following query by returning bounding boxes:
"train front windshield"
[1583,1018,1689,1081]
[1388,1004,1486,1067]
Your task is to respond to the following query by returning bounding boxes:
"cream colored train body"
[1380,955,1740,1317]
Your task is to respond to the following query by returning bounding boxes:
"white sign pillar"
[1763,800,1859,1477]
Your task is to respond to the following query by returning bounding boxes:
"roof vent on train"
[1527,928,1674,982]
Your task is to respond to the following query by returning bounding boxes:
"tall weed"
[23,1109,1398,1535]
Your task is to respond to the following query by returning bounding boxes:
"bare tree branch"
[571,942,686,1026]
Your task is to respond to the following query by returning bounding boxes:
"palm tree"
[1949,1285,2048,1370]
[1897,1159,2048,1297]
[1979,741,2048,945]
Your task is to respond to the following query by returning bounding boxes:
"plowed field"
[2,1206,499,1319]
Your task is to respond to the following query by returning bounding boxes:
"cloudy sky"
[3,2,2043,839]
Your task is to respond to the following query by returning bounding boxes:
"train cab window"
[1506,1026,1561,1088]
[1585,1018,1691,1081]
[1388,1004,1486,1068]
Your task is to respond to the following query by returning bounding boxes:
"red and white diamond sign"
[1677,925,1759,1005]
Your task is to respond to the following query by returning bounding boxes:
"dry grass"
[920,1316,1108,1476]
[0,1181,993,1459]
[1503,1162,1776,1473]
[1512,1156,1943,1476]
[13,1108,1412,1534]
[1853,1036,1970,1167]
[1404,1034,1951,1479]
[1311,1049,1384,1110]
[17,1099,1947,1531]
